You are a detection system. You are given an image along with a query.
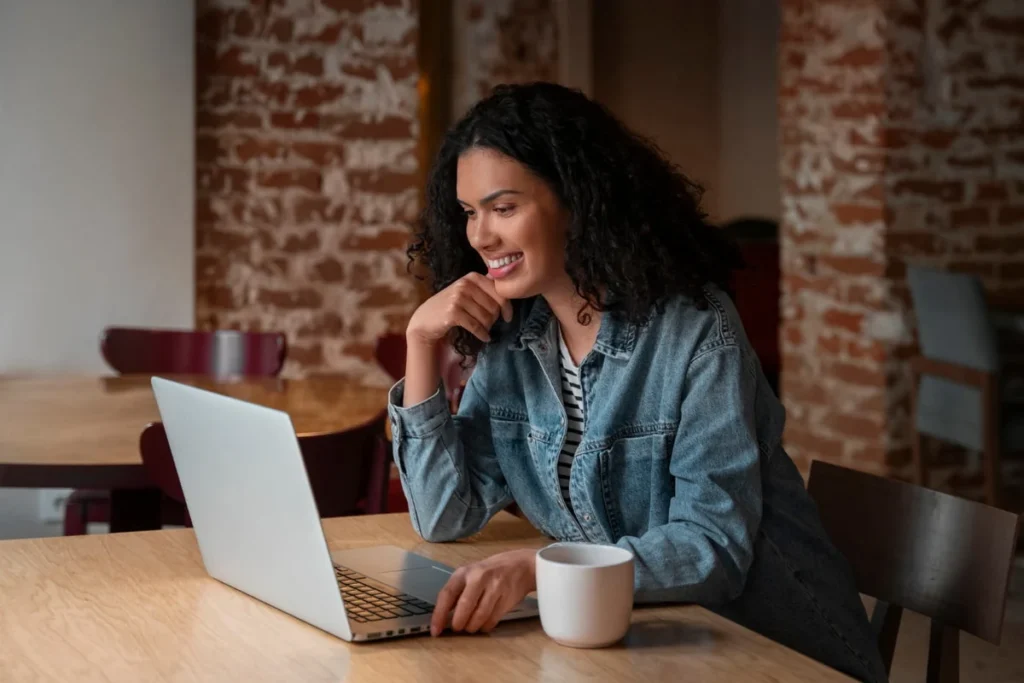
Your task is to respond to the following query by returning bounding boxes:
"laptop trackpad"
[378,566,452,604]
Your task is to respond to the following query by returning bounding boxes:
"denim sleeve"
[387,355,513,543]
[615,343,762,605]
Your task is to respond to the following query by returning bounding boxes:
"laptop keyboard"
[333,565,434,623]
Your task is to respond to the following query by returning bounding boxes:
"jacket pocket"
[596,432,674,539]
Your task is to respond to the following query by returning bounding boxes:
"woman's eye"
[463,209,476,219]
[494,205,515,216]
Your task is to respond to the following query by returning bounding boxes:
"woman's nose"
[467,215,499,252]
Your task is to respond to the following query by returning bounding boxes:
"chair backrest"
[907,265,999,372]
[807,460,1020,646]
[374,333,473,409]
[722,218,780,394]
[102,327,287,376]
[139,412,391,522]
[374,333,407,383]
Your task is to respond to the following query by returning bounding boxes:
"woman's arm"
[388,348,513,542]
[615,344,763,605]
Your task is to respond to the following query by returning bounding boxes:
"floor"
[885,556,1024,683]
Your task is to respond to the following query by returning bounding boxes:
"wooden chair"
[722,218,780,396]
[139,414,391,526]
[374,332,471,409]
[63,327,288,535]
[101,327,287,377]
[906,266,1024,508]
[807,460,1021,683]
[374,333,474,513]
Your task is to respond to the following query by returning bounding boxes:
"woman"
[389,82,885,682]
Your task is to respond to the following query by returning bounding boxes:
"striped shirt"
[557,331,585,509]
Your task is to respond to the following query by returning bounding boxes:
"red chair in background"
[374,333,474,513]
[139,415,391,525]
[723,218,780,396]
[63,327,288,535]
[101,327,287,376]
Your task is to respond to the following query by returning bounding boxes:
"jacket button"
[583,514,592,522]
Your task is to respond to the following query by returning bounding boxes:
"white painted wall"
[0,0,195,537]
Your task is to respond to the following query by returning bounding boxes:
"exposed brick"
[269,111,321,129]
[827,46,884,67]
[281,231,321,253]
[257,169,322,192]
[288,343,325,367]
[294,84,347,108]
[235,137,288,162]
[823,308,863,334]
[891,180,965,202]
[919,129,959,149]
[783,427,845,460]
[313,257,345,282]
[976,181,1009,201]
[887,232,938,254]
[197,166,251,194]
[214,46,261,77]
[826,412,884,440]
[817,333,843,356]
[817,255,886,277]
[297,312,344,339]
[197,111,263,131]
[291,142,344,166]
[998,206,1024,225]
[831,361,886,388]
[258,288,324,310]
[951,206,991,228]
[292,196,346,223]
[832,203,884,225]
[831,100,886,119]
[846,339,886,363]
[977,234,1024,254]
[343,230,411,251]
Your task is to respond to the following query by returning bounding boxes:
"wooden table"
[0,375,389,530]
[0,512,852,682]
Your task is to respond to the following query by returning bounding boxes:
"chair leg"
[871,600,903,676]
[926,622,959,683]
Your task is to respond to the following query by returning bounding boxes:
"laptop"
[150,376,538,642]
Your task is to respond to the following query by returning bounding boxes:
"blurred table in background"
[0,375,388,531]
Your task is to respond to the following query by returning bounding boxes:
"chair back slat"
[807,460,1020,645]
[102,327,286,376]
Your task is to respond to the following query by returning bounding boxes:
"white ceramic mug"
[535,542,635,648]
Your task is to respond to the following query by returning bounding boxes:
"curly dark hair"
[409,81,741,358]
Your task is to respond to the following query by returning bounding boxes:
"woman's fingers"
[431,571,466,636]
[451,305,493,342]
[449,572,486,632]
[456,295,498,331]
[467,273,513,322]
[464,584,504,633]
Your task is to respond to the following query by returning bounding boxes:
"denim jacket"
[389,289,886,683]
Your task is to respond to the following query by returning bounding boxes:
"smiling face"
[456,147,571,301]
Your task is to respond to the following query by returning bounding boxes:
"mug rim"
[536,541,635,569]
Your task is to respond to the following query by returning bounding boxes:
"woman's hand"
[430,548,537,636]
[407,273,513,346]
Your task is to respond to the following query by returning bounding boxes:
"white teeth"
[487,253,522,269]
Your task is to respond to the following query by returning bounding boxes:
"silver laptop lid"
[150,376,351,641]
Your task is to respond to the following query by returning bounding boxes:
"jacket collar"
[508,297,635,361]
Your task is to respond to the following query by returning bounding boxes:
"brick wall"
[779,0,1024,501]
[195,0,421,380]
[195,0,560,380]
[452,0,559,117]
